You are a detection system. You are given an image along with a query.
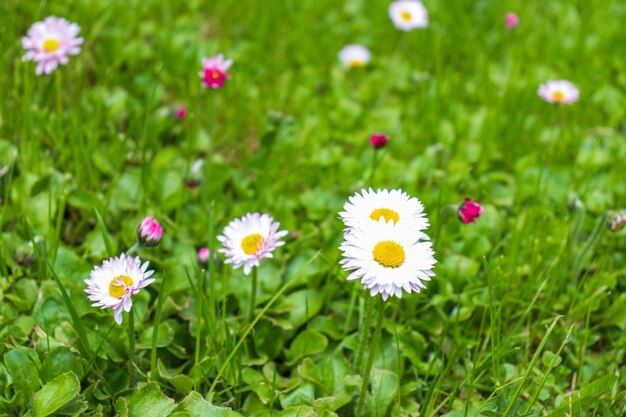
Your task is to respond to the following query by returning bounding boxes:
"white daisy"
[340,218,436,300]
[85,253,155,324]
[389,0,429,31]
[537,80,579,104]
[218,213,288,275]
[21,16,84,75]
[339,188,429,235]
[339,45,371,69]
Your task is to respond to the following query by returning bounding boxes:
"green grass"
[1,0,626,416]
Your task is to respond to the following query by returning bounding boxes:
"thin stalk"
[368,150,379,185]
[151,273,167,380]
[501,315,562,417]
[128,308,136,386]
[356,298,385,417]
[207,252,320,400]
[249,268,258,323]
[354,295,375,374]
[195,268,205,367]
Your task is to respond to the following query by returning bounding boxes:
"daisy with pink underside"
[85,254,155,324]
[200,54,233,89]
[218,213,288,275]
[538,80,579,104]
[22,16,83,75]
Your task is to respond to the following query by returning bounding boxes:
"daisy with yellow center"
[538,80,579,104]
[338,45,371,69]
[339,188,429,235]
[85,253,155,324]
[389,0,428,31]
[218,213,288,275]
[21,16,84,75]
[340,218,436,300]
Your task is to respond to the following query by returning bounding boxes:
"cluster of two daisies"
[86,189,436,325]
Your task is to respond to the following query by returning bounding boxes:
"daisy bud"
[15,244,35,267]
[137,216,163,247]
[505,12,519,30]
[175,106,187,120]
[197,247,210,267]
[609,213,626,232]
[458,198,483,224]
[370,134,389,149]
[185,159,204,189]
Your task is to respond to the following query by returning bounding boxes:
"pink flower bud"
[176,106,187,120]
[197,247,210,266]
[137,216,163,247]
[610,213,626,232]
[370,134,388,149]
[458,198,483,224]
[505,12,519,30]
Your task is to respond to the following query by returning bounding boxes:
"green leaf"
[541,351,562,368]
[172,391,243,417]
[94,207,115,257]
[368,369,399,417]
[126,383,176,417]
[287,330,328,364]
[4,347,40,408]
[33,371,80,417]
[137,321,175,349]
[283,289,324,328]
[546,375,617,417]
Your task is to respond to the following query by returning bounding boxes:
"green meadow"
[1,0,625,416]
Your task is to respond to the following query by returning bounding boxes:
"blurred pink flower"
[370,134,388,149]
[176,106,187,120]
[610,214,626,232]
[459,198,483,224]
[21,16,83,75]
[505,12,519,30]
[137,216,163,247]
[200,54,233,89]
[197,247,210,266]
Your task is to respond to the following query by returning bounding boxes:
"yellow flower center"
[348,59,364,68]
[43,38,60,53]
[551,91,565,102]
[108,275,134,298]
[369,208,400,224]
[241,233,264,255]
[400,11,413,21]
[212,70,221,79]
[373,241,405,268]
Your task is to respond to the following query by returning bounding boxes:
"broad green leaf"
[172,391,243,417]
[287,330,328,364]
[33,371,80,417]
[126,383,176,417]
[4,348,40,408]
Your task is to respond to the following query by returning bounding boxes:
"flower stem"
[354,295,374,374]
[356,297,385,417]
[368,150,379,185]
[249,268,258,323]
[150,273,167,381]
[127,243,139,255]
[128,308,136,386]
[195,268,205,367]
